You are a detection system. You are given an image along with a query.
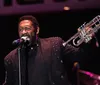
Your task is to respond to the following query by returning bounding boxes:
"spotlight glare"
[64,6,70,10]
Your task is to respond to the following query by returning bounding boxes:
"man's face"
[18,20,36,41]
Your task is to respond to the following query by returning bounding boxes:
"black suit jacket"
[3,37,80,85]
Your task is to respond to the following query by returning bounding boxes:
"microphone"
[12,36,30,45]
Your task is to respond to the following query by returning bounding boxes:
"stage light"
[64,6,70,10]
[17,0,44,5]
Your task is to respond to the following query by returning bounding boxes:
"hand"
[84,27,95,37]
[78,27,95,43]
[78,27,94,37]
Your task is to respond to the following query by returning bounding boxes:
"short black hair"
[19,15,39,27]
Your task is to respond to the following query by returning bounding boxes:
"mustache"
[21,33,30,38]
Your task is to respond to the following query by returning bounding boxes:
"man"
[3,15,94,85]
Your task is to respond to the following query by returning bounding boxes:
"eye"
[19,27,32,32]
[19,28,23,32]
[25,27,31,31]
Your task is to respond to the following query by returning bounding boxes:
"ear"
[36,26,40,34]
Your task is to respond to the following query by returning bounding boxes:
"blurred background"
[0,0,100,85]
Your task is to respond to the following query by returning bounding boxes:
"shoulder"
[40,37,64,43]
[4,48,17,63]
[39,37,64,48]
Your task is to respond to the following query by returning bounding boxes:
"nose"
[22,29,27,34]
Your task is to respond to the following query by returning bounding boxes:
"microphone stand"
[18,47,22,85]
[12,36,30,85]
[76,65,80,85]
[17,44,29,85]
[73,62,80,85]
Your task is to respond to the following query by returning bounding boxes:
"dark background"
[0,9,100,84]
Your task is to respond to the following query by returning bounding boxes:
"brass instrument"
[63,15,100,47]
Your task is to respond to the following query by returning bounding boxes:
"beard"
[20,32,37,45]
[21,33,31,38]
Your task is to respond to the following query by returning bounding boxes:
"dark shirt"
[3,37,80,85]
